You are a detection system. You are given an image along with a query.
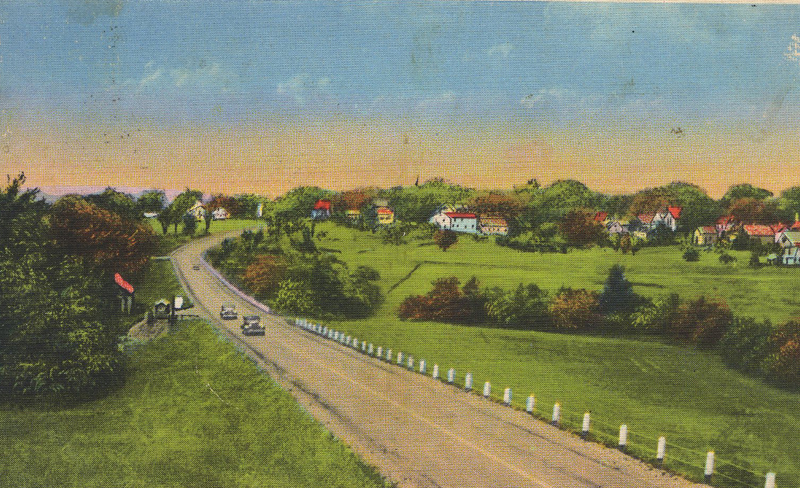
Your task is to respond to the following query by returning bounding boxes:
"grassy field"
[306,222,800,487]
[149,218,265,255]
[0,321,388,488]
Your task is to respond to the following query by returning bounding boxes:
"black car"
[241,315,265,336]
[220,304,238,320]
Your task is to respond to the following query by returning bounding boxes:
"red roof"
[445,212,477,219]
[698,226,716,234]
[594,212,608,222]
[791,221,800,230]
[376,207,393,214]
[717,215,736,225]
[743,224,778,237]
[668,206,682,219]
[114,273,134,294]
[637,214,655,224]
[313,199,331,210]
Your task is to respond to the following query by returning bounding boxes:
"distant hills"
[33,186,198,204]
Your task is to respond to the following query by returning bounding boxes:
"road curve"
[172,231,708,488]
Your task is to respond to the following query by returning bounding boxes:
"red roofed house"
[594,211,608,223]
[742,224,780,245]
[311,199,332,220]
[447,212,478,234]
[376,206,395,225]
[637,206,682,234]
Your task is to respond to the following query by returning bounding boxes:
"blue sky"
[2,2,800,196]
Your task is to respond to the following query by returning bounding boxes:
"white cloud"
[785,34,800,64]
[520,88,570,108]
[487,42,514,59]
[125,61,234,93]
[277,73,333,105]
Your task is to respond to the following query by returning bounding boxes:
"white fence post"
[526,395,535,414]
[483,381,491,398]
[377,346,383,359]
[704,451,714,483]
[386,348,392,362]
[447,368,455,384]
[464,373,473,391]
[503,387,512,406]
[581,412,590,438]
[397,351,403,365]
[765,472,776,488]
[432,364,439,380]
[618,424,628,452]
[368,343,374,356]
[419,359,427,374]
[656,436,666,466]
[352,338,358,349]
[552,403,561,426]
[407,356,414,370]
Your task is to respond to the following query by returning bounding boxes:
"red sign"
[114,273,134,294]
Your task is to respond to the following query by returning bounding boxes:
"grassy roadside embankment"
[0,236,389,488]
[304,222,800,487]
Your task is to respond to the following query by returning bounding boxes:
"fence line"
[287,315,776,488]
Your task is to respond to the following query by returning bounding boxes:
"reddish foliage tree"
[559,208,605,247]
[433,229,458,251]
[399,277,485,323]
[628,187,673,216]
[765,320,800,386]
[548,288,601,329]
[727,197,779,224]
[241,254,286,299]
[332,189,374,211]
[467,193,523,220]
[207,194,241,217]
[49,196,157,275]
[672,296,733,348]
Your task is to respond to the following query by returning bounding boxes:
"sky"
[3,1,800,198]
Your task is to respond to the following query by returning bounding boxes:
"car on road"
[220,304,238,320]
[192,264,201,270]
[241,315,265,336]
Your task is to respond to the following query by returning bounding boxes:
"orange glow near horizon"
[3,115,800,199]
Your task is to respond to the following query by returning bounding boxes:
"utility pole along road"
[172,231,707,488]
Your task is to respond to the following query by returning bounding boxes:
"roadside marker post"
[386,348,393,362]
[464,373,473,391]
[419,359,427,375]
[352,338,359,349]
[765,472,776,488]
[377,346,383,359]
[503,387,512,406]
[432,364,439,380]
[397,351,404,365]
[656,437,666,466]
[526,395,535,414]
[552,403,561,426]
[447,368,455,384]
[368,343,374,356]
[704,451,714,483]
[618,425,628,452]
[346,336,352,346]
[581,412,590,439]
[483,382,491,398]
[407,356,414,370]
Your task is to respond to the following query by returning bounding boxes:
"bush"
[485,283,551,329]
[272,278,316,315]
[433,229,458,251]
[764,320,800,387]
[682,247,700,262]
[719,317,773,374]
[399,276,486,324]
[549,288,601,330]
[241,254,286,300]
[672,296,733,348]
[630,294,681,335]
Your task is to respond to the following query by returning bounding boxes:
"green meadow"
[309,222,800,487]
[0,256,387,488]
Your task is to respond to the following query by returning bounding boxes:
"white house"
[212,207,229,220]
[187,201,207,221]
[447,212,478,234]
[777,230,800,265]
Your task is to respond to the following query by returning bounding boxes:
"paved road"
[172,231,707,488]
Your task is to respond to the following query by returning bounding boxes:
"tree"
[672,296,733,348]
[136,189,166,215]
[485,283,551,329]
[598,265,639,315]
[399,276,485,324]
[682,247,700,262]
[764,319,800,386]
[85,187,140,221]
[273,278,316,315]
[721,183,773,204]
[182,212,198,235]
[49,195,157,275]
[778,186,800,222]
[434,229,458,251]
[727,197,779,224]
[549,288,601,330]
[559,208,605,247]
[719,317,773,373]
[168,188,203,233]
[467,193,524,220]
[206,194,241,218]
[241,254,287,300]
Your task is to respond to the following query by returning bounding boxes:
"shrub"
[719,317,773,374]
[272,278,316,315]
[630,294,681,335]
[399,276,486,324]
[241,254,286,300]
[764,320,800,387]
[549,288,601,330]
[672,296,733,348]
[433,229,458,251]
[682,247,700,262]
[485,283,551,329]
